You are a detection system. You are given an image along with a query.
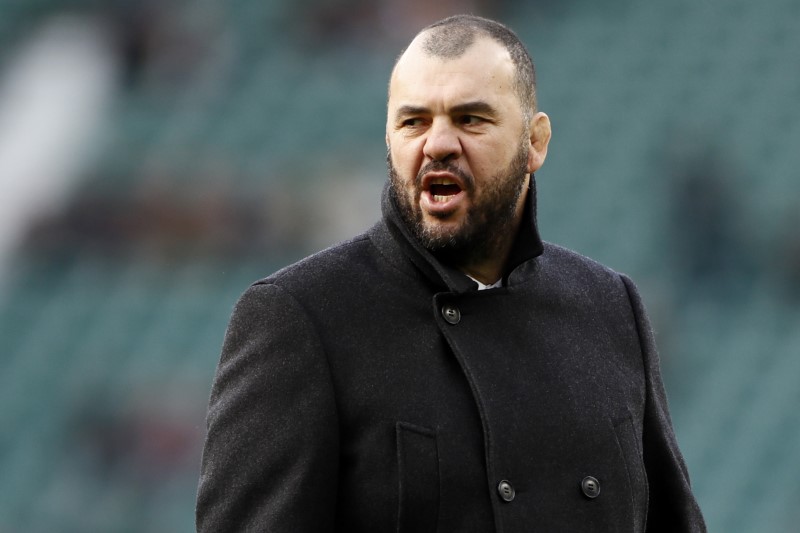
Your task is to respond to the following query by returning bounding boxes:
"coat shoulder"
[252,232,380,298]
[539,241,630,289]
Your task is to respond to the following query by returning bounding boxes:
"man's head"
[386,15,551,277]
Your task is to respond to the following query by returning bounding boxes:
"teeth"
[431,178,455,185]
[433,195,448,202]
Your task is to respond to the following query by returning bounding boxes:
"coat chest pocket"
[396,421,439,533]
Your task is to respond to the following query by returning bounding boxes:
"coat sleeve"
[620,275,707,533]
[196,282,339,532]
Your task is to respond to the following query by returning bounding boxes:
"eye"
[402,117,426,128]
[459,115,486,126]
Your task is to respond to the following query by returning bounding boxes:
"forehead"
[389,35,517,108]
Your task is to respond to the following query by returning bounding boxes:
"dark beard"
[387,142,529,269]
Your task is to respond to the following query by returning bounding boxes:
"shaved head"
[393,15,537,120]
[420,22,477,58]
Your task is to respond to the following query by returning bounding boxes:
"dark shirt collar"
[375,176,544,293]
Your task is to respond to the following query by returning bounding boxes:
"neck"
[457,232,516,285]
[456,179,529,285]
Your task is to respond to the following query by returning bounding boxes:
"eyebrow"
[450,101,499,117]
[395,105,429,121]
[394,101,499,122]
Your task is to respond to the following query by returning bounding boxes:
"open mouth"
[429,181,462,202]
[419,172,468,216]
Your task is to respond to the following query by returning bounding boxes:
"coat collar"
[370,177,544,293]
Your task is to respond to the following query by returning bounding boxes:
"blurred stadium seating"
[1,0,798,530]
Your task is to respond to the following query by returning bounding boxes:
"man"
[196,15,706,532]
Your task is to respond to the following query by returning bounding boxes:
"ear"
[526,112,551,174]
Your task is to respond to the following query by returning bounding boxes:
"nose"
[423,119,462,162]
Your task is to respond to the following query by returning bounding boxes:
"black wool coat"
[196,181,706,532]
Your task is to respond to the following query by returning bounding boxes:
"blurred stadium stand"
[1,0,799,531]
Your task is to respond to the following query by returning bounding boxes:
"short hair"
[418,15,537,117]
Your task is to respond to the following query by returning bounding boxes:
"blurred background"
[0,0,798,531]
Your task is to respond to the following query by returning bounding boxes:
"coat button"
[441,304,461,325]
[497,480,515,502]
[581,476,601,499]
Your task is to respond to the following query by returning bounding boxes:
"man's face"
[386,35,543,260]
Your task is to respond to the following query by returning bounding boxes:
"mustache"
[415,161,474,191]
